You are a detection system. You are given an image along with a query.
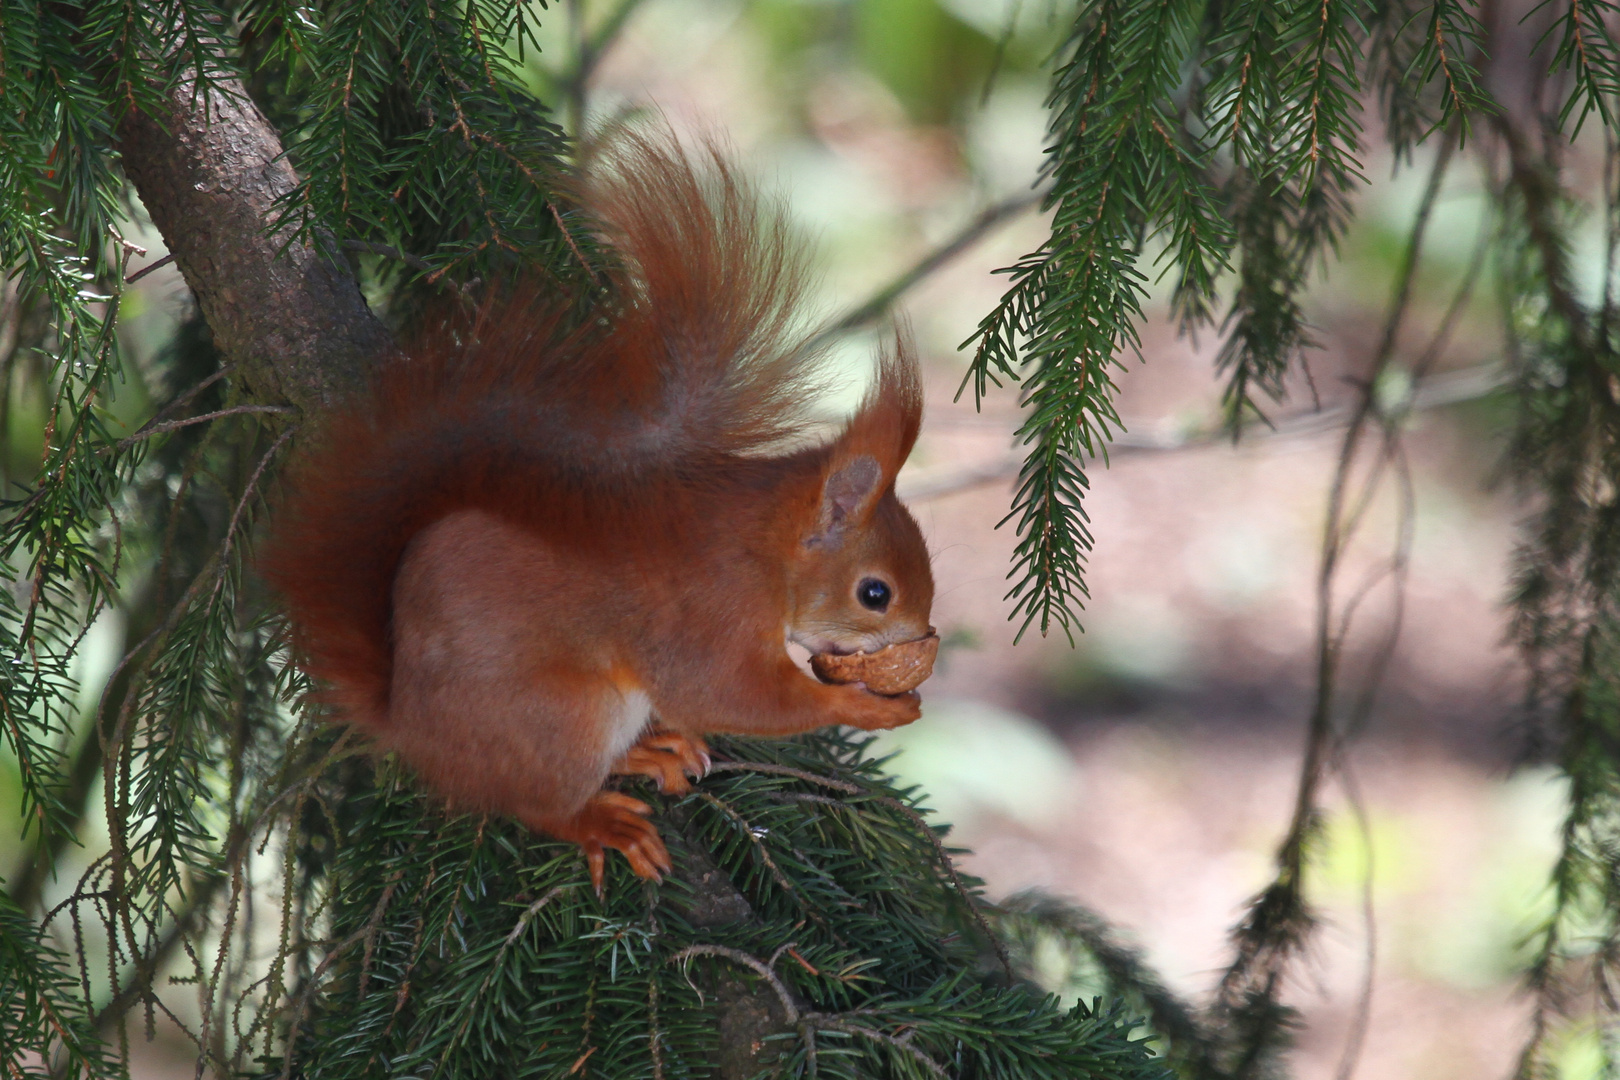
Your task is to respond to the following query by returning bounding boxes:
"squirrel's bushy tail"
[261,128,832,728]
[572,129,828,456]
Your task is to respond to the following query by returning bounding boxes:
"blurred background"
[561,2,1554,1076]
[0,1,1569,1076]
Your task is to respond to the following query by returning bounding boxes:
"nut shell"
[810,633,940,695]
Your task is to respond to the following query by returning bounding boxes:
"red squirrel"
[262,133,934,889]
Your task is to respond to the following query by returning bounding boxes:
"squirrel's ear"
[805,454,883,548]
[802,335,921,549]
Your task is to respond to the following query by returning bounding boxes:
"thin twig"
[695,791,816,918]
[89,730,354,1033]
[1332,752,1379,1080]
[978,0,1027,107]
[899,360,1505,503]
[125,253,176,284]
[118,405,293,449]
[125,366,235,446]
[277,925,372,1080]
[809,191,1044,350]
[434,885,575,1066]
[868,793,1014,983]
[669,945,799,1023]
[708,760,860,794]
[707,760,1014,981]
[798,1014,948,1080]
[209,425,298,607]
[1214,123,1459,1059]
[564,0,649,111]
[357,871,410,1001]
[342,239,434,275]
[92,868,222,1029]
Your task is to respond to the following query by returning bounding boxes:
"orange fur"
[260,131,933,887]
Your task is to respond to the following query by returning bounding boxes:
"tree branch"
[116,76,395,411]
[900,361,1507,502]
[812,191,1044,348]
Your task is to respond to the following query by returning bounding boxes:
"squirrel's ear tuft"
[836,333,922,478]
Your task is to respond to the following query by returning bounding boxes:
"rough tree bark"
[115,70,791,1078]
[116,76,393,411]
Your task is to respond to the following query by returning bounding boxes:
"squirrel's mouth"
[787,627,878,657]
[787,625,931,658]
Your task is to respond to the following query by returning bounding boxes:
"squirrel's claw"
[582,841,607,896]
[562,791,671,895]
[612,730,711,795]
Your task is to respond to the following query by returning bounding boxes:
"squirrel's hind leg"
[391,508,671,887]
[534,727,707,891]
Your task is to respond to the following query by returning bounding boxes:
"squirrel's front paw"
[612,729,711,794]
[838,687,922,731]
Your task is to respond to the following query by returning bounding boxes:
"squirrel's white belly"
[605,686,654,767]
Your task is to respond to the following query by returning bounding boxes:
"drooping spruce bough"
[264,734,1167,1080]
[3,0,1620,1077]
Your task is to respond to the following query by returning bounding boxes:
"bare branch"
[117,405,295,449]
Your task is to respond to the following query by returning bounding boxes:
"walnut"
[810,632,940,695]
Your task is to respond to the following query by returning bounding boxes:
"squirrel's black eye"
[856,578,892,612]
